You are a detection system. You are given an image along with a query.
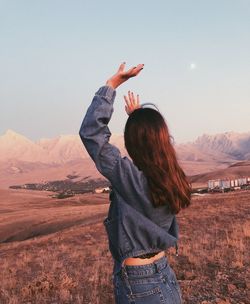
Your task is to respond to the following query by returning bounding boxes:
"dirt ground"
[0,189,249,303]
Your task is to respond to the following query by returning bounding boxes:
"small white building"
[238,177,247,186]
[94,187,110,194]
[221,179,230,189]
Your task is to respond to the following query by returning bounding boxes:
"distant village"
[94,176,250,195]
[9,178,111,199]
[10,175,250,198]
[207,177,250,192]
[192,176,250,194]
[95,177,250,195]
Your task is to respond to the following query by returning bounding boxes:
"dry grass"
[0,190,249,303]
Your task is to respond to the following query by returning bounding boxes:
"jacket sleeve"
[79,86,145,198]
[79,86,119,178]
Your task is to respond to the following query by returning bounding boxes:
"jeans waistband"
[121,255,168,277]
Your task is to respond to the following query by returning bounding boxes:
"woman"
[79,63,191,304]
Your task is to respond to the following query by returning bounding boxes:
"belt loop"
[154,260,160,273]
[154,262,159,273]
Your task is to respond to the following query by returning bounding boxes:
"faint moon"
[189,63,197,70]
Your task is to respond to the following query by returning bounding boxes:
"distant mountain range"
[1,129,250,163]
[0,130,126,163]
[0,129,249,188]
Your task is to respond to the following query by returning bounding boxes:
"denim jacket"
[79,86,179,275]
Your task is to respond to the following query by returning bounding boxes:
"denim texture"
[113,256,182,304]
[79,86,179,276]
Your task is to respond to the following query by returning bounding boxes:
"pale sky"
[0,0,250,143]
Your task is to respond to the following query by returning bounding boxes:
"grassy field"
[0,189,249,304]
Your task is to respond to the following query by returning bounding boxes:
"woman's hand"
[124,91,140,115]
[106,62,144,90]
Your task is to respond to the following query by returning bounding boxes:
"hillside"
[190,161,250,184]
[0,189,249,303]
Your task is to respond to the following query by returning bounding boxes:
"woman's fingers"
[125,64,144,78]
[128,91,133,103]
[126,91,138,105]
[118,62,126,73]
[132,64,144,76]
[136,94,140,106]
[125,105,129,115]
[135,63,144,72]
[124,97,131,115]
[131,92,136,106]
[124,91,141,115]
[124,95,130,107]
[128,91,136,105]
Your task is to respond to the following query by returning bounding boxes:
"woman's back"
[79,86,179,276]
[79,63,188,303]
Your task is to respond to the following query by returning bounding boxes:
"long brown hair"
[124,107,191,214]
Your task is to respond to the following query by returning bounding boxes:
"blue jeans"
[113,256,182,304]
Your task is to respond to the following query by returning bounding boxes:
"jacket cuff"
[96,86,116,103]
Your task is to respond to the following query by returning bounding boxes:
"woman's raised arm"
[79,63,144,181]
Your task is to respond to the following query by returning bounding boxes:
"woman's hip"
[113,255,182,304]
